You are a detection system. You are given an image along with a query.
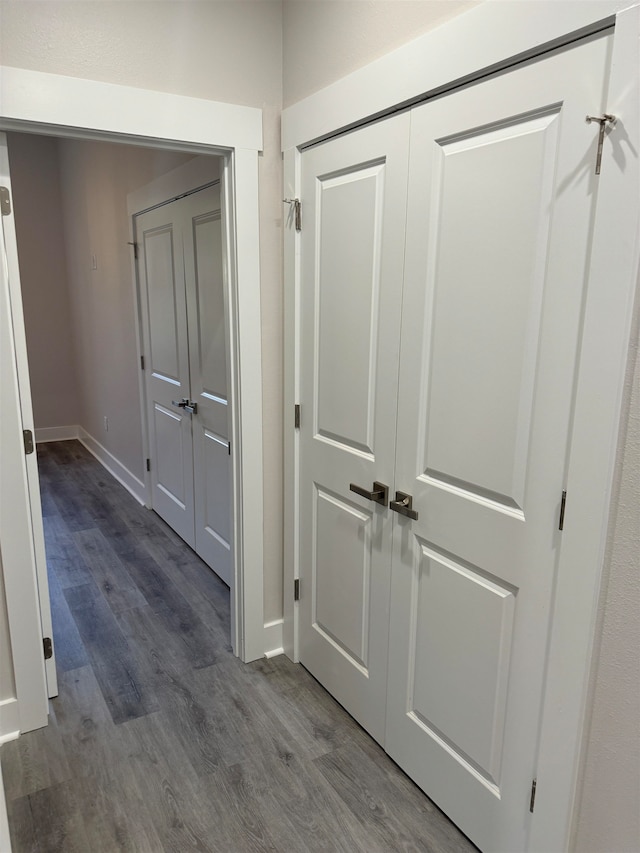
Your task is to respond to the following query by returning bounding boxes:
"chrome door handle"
[349,481,389,507]
[171,398,198,415]
[390,491,418,521]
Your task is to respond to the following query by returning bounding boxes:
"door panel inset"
[313,488,372,671]
[153,404,187,508]
[203,430,231,548]
[409,542,515,788]
[194,212,227,404]
[145,226,181,383]
[420,112,560,511]
[315,163,385,457]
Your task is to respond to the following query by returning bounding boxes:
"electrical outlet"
[104,416,109,432]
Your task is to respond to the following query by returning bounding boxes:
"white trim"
[35,425,79,443]
[0,698,19,744]
[226,148,265,663]
[282,0,628,150]
[0,66,262,152]
[0,759,12,853]
[282,145,300,662]
[282,4,640,851]
[77,428,146,507]
[264,619,284,658]
[0,69,265,674]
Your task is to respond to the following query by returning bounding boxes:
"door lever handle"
[171,398,198,415]
[390,491,418,521]
[349,481,389,507]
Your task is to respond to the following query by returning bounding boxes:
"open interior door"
[0,131,55,730]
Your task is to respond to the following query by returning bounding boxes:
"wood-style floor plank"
[2,441,477,853]
[64,583,159,725]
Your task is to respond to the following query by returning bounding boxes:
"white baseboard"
[0,760,11,853]
[78,428,146,506]
[0,698,19,745]
[35,425,79,443]
[264,618,284,658]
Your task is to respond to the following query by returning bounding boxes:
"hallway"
[2,441,475,852]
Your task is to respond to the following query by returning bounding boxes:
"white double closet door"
[299,35,610,852]
[136,184,231,585]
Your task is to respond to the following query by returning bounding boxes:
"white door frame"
[282,3,639,850]
[0,68,266,747]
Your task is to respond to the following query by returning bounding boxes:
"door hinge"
[294,578,300,601]
[146,458,151,472]
[559,490,567,531]
[0,186,11,216]
[529,779,537,813]
[294,404,301,429]
[23,429,34,455]
[140,355,145,370]
[283,198,301,231]
[228,440,231,456]
[128,241,138,259]
[43,637,53,660]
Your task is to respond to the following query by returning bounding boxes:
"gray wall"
[8,134,80,430]
[572,286,640,852]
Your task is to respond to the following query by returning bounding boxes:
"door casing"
[283,3,640,851]
[0,69,267,749]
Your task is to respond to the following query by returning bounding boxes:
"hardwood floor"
[2,440,477,853]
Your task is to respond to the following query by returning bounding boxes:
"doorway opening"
[6,132,233,698]
[1,70,265,737]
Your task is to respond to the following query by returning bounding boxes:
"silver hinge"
[529,779,537,813]
[294,578,300,601]
[146,458,151,472]
[43,637,53,660]
[128,241,138,259]
[559,490,567,531]
[23,429,34,455]
[294,404,301,429]
[283,198,301,231]
[585,114,616,175]
[0,186,11,216]
[140,355,145,370]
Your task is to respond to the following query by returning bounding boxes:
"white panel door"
[137,185,230,585]
[183,186,232,585]
[299,115,410,743]
[386,37,611,852]
[137,203,195,546]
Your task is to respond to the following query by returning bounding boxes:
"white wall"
[0,0,284,623]
[282,0,478,107]
[7,133,80,431]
